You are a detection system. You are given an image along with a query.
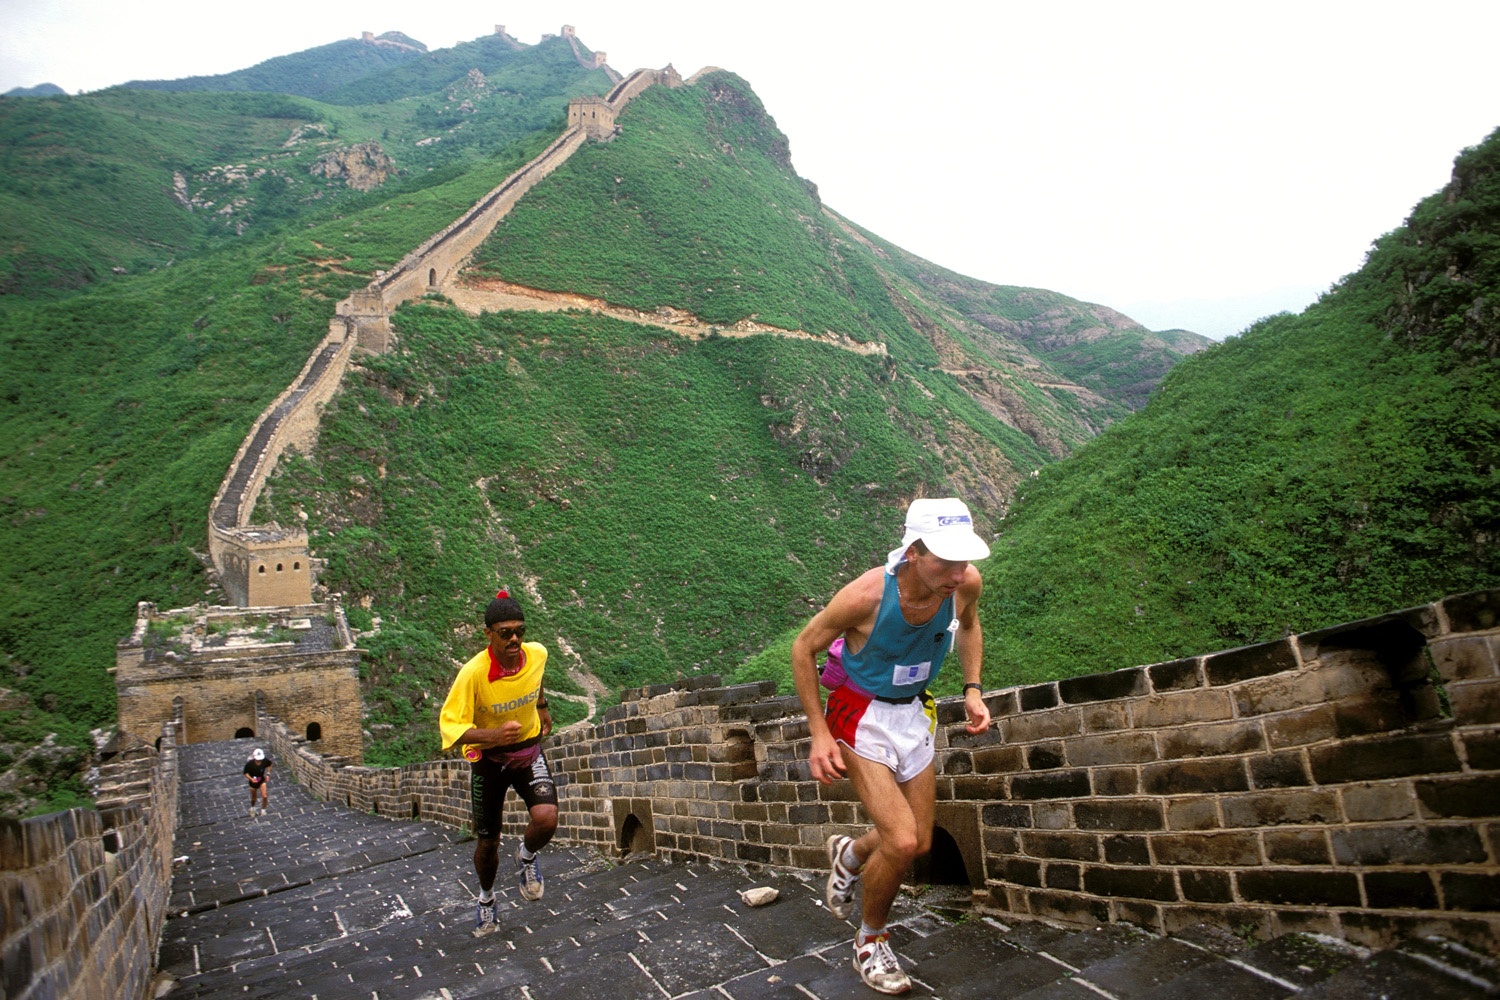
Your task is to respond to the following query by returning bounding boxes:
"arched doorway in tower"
[428,268,437,287]
[235,727,255,739]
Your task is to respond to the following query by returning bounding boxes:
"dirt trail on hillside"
[450,277,888,357]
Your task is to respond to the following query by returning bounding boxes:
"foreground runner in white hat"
[792,498,993,995]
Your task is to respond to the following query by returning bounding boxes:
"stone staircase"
[156,741,1497,999]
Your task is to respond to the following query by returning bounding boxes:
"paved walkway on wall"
[157,741,1497,1000]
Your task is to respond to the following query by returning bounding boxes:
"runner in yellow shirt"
[439,589,556,936]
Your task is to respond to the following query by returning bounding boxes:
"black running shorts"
[470,750,557,839]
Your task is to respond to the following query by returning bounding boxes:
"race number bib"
[892,660,932,687]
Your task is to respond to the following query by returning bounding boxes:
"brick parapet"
[255,589,1499,954]
[0,721,179,1000]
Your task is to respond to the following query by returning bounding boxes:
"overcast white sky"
[3,1,1497,339]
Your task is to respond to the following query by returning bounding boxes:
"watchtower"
[114,600,363,760]
[568,95,616,139]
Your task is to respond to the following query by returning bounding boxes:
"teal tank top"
[841,568,956,698]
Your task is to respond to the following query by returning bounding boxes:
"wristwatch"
[963,683,983,694]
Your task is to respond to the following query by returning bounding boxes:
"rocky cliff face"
[308,142,397,192]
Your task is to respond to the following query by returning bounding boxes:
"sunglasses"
[488,624,526,640]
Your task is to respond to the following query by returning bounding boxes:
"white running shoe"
[825,835,859,919]
[854,932,911,995]
[473,899,499,937]
[515,847,544,901]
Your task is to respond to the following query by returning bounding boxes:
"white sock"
[841,843,861,871]
[519,845,537,861]
[858,923,884,943]
[478,889,494,904]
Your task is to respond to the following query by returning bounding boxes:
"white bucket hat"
[252,748,266,760]
[885,497,991,571]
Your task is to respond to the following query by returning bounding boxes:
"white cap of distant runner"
[252,748,265,760]
[885,497,990,571]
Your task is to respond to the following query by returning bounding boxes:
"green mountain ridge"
[121,31,429,98]
[4,29,1485,813]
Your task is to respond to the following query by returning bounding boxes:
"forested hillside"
[2,29,1217,808]
[974,127,1500,686]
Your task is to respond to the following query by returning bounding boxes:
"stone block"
[1092,767,1139,797]
[1019,683,1058,711]
[1102,834,1150,865]
[1179,869,1234,903]
[1082,865,1179,901]
[1044,862,1082,891]
[1236,869,1360,907]
[1263,829,1331,866]
[1249,750,1309,789]
[943,751,973,775]
[1462,730,1500,770]
[1032,803,1074,829]
[1057,668,1147,704]
[1263,704,1338,749]
[1132,689,1234,729]
[981,803,1033,829]
[1159,720,1265,760]
[1331,824,1487,866]
[1363,870,1439,909]
[1010,769,1090,801]
[1448,678,1500,726]
[1141,758,1249,795]
[1165,797,1220,831]
[1019,831,1099,861]
[1308,732,1462,783]
[999,856,1042,887]
[1439,870,1500,912]
[1152,831,1261,867]
[1331,694,1408,738]
[1221,789,1341,828]
[1026,887,1111,924]
[1080,702,1131,733]
[1066,732,1158,767]
[1429,636,1498,682]
[1147,657,1201,692]
[1414,773,1500,819]
[1341,781,1418,822]
[1441,589,1500,633]
[1026,742,1065,770]
[1005,708,1084,743]
[1204,638,1299,686]
[1074,799,1164,831]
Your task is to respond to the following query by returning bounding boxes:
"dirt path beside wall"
[450,277,888,357]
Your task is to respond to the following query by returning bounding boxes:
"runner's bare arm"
[954,568,990,734]
[792,569,882,784]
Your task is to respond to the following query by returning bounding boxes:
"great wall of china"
[4,28,1499,1000]
[8,590,1499,997]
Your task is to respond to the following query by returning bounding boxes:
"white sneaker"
[515,846,544,901]
[473,899,499,937]
[825,835,859,919]
[854,933,911,995]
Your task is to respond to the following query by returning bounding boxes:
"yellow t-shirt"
[439,641,548,752]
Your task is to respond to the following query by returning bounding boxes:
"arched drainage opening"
[618,814,652,856]
[306,722,322,741]
[235,727,255,739]
[909,826,976,917]
[411,796,421,820]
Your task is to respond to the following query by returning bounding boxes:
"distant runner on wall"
[439,589,557,937]
[244,748,273,818]
[792,498,992,995]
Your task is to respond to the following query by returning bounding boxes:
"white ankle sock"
[841,843,860,871]
[479,890,494,904]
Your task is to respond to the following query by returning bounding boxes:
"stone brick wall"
[266,589,1499,954]
[115,601,363,760]
[0,722,180,1000]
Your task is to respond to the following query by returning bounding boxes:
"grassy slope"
[976,128,1500,687]
[255,75,1060,765]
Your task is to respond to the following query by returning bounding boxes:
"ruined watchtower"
[568,95,616,139]
[114,600,363,760]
